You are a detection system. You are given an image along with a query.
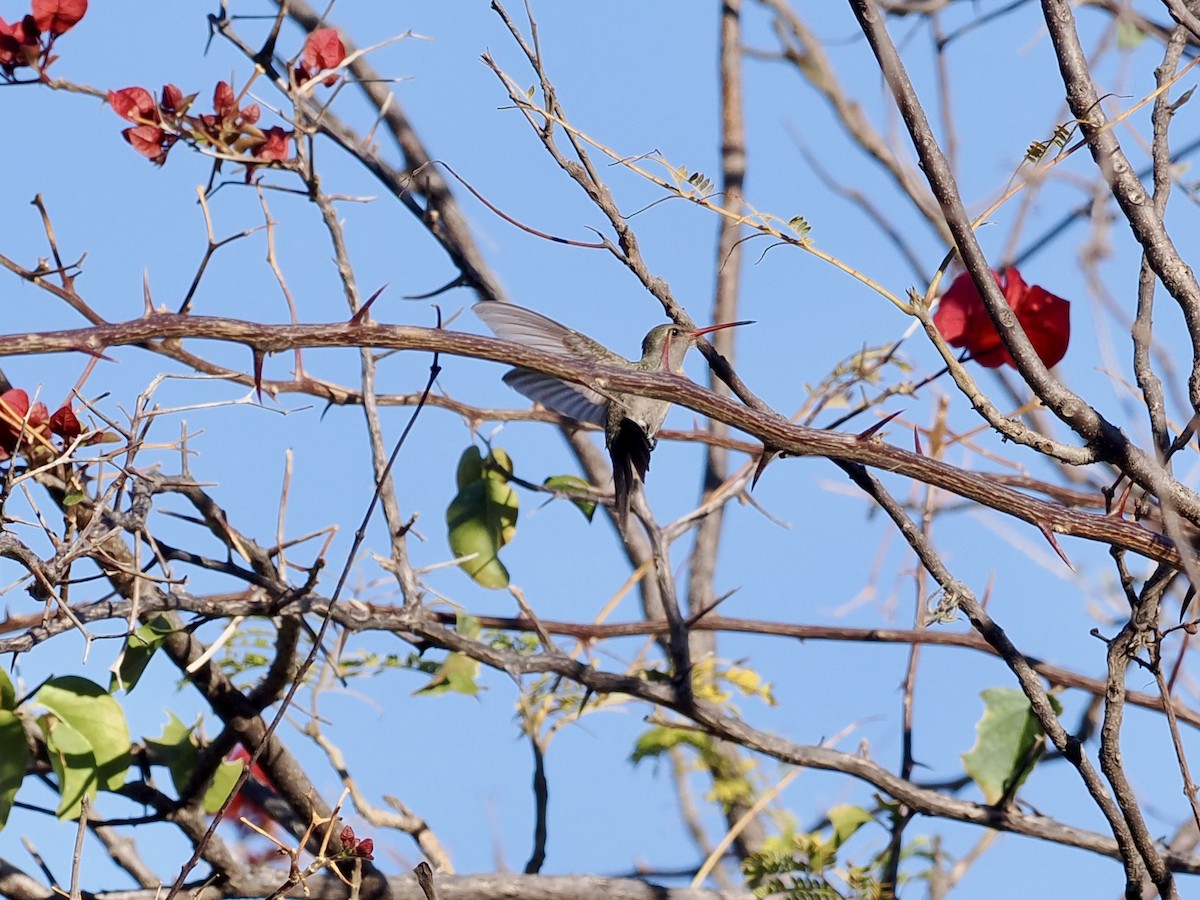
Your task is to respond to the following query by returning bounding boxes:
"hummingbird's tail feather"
[609,417,653,529]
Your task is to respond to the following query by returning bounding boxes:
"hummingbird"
[475,302,751,529]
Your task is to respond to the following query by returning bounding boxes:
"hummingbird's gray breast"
[612,394,670,444]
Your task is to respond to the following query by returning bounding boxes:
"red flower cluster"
[295,28,346,87]
[108,81,294,177]
[105,28,341,173]
[339,825,375,860]
[0,0,85,78]
[933,267,1070,369]
[0,388,81,461]
[109,84,179,166]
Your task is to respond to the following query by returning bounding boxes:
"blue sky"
[2,1,1196,896]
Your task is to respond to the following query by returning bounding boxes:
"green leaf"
[455,445,485,490]
[110,614,175,694]
[827,804,872,848]
[144,712,240,812]
[486,447,514,483]
[448,482,511,588]
[204,758,244,814]
[456,611,482,640]
[39,713,97,819]
[487,478,519,546]
[543,474,596,522]
[962,687,1060,804]
[447,446,519,589]
[36,676,131,793]
[0,710,30,830]
[144,711,199,797]
[0,669,14,711]
[787,215,811,238]
[63,491,85,507]
[1117,19,1144,49]
[630,725,709,764]
[411,617,484,694]
[414,652,481,696]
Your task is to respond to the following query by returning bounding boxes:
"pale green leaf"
[962,687,1060,804]
[827,804,872,847]
[39,714,97,820]
[37,676,131,792]
[110,614,175,694]
[543,474,596,522]
[0,669,14,711]
[204,759,244,814]
[0,710,29,829]
[144,711,199,796]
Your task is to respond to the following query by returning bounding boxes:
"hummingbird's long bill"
[691,320,755,336]
[475,302,753,530]
[659,319,755,368]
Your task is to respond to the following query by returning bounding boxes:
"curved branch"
[0,313,1185,564]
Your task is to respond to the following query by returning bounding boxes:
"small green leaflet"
[543,474,596,521]
[414,614,483,696]
[110,614,175,693]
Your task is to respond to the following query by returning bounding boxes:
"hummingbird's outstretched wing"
[474,302,626,361]
[475,302,618,427]
[500,369,607,427]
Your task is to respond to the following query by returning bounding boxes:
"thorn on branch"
[1035,519,1074,571]
[751,447,778,489]
[349,284,389,325]
[252,349,265,403]
[856,408,903,442]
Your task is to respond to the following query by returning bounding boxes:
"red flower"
[49,404,80,440]
[159,83,192,115]
[251,126,292,162]
[338,825,375,860]
[244,126,293,182]
[933,267,1070,369]
[298,28,346,86]
[109,87,182,164]
[0,389,80,460]
[212,80,236,118]
[110,79,290,172]
[0,16,40,72]
[31,0,86,35]
[122,123,171,165]
[0,390,44,458]
[108,86,157,122]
